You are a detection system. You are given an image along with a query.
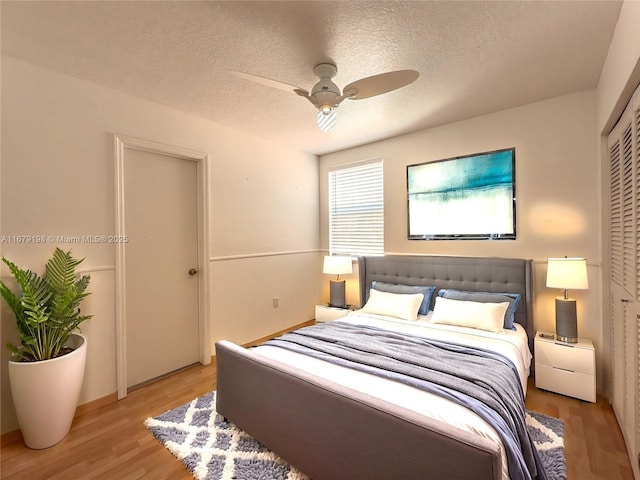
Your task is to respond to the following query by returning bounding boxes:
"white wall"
[319,91,604,389]
[597,0,640,134]
[0,57,320,434]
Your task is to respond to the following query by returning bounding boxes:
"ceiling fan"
[231,63,419,132]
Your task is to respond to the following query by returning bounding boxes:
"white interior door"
[124,148,200,389]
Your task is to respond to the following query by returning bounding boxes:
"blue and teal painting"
[408,149,515,238]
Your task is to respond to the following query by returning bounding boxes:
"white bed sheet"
[341,310,532,393]
[252,311,533,480]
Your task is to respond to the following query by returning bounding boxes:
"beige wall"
[0,57,320,433]
[319,90,604,389]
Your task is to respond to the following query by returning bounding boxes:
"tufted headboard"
[357,255,535,352]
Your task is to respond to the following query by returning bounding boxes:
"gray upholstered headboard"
[357,255,535,353]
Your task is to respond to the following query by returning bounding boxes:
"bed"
[215,255,542,480]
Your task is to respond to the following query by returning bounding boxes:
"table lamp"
[323,255,352,308]
[546,257,588,343]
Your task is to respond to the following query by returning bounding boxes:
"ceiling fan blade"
[343,70,419,100]
[317,109,337,132]
[229,71,304,94]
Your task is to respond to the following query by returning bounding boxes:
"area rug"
[145,391,566,480]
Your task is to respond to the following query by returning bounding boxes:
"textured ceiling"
[1,1,622,155]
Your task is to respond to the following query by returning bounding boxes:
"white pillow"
[361,289,424,321]
[430,296,509,333]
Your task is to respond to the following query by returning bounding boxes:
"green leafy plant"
[0,248,92,362]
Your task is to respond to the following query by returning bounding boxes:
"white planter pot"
[8,334,87,449]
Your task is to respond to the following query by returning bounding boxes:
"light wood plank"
[525,377,634,480]
[1,353,633,479]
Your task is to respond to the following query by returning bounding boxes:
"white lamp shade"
[323,255,353,275]
[546,257,588,290]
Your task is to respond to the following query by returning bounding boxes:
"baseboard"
[1,391,120,446]
[240,319,315,349]
[1,428,23,447]
[2,320,312,445]
[74,392,119,417]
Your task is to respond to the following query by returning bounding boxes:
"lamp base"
[555,297,578,343]
[555,335,578,343]
[329,280,346,308]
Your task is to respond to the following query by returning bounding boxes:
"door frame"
[114,134,211,399]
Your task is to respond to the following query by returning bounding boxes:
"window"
[328,159,383,256]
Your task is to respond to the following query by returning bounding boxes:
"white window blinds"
[328,159,384,256]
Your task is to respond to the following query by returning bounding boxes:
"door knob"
[188,268,198,276]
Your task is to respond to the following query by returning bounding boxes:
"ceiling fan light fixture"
[312,90,340,111]
[317,109,337,132]
[231,62,419,132]
[320,104,333,115]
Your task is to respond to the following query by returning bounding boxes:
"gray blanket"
[265,321,547,480]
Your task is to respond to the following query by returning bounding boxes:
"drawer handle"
[552,366,575,373]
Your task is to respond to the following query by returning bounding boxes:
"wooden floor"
[1,363,634,479]
[525,377,634,480]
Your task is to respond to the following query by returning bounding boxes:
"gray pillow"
[371,282,436,316]
[437,289,521,330]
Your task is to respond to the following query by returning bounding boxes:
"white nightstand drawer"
[534,339,595,375]
[535,363,596,402]
[315,304,351,323]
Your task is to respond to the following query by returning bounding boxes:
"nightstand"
[534,331,596,402]
[315,304,353,323]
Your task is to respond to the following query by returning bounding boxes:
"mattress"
[252,311,533,480]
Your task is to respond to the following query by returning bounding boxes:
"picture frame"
[407,148,516,240]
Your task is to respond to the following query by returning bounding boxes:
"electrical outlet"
[272,297,279,308]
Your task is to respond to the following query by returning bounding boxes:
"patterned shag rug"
[526,409,566,480]
[145,391,566,480]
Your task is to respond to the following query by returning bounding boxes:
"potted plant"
[0,247,92,449]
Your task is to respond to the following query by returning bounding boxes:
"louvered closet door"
[608,84,640,480]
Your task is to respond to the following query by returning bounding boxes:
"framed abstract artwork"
[407,148,516,240]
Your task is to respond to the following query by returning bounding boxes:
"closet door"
[608,85,640,479]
